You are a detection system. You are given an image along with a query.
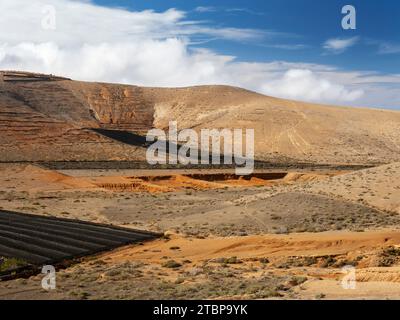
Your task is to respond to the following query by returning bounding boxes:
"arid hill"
[1,71,400,164]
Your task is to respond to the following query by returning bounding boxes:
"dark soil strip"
[0,210,161,278]
[3,160,374,171]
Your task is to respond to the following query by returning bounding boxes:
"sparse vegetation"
[162,260,182,269]
[378,246,400,267]
[0,257,28,273]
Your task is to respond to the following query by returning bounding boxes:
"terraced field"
[0,210,160,266]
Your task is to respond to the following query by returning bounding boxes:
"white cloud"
[0,0,399,109]
[261,69,364,102]
[365,39,400,55]
[194,6,263,16]
[264,44,309,50]
[323,37,359,54]
[0,0,264,45]
[378,42,400,54]
[194,6,217,13]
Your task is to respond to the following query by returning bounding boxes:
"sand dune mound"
[0,164,96,192]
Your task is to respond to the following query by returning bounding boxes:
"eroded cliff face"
[0,72,149,161]
[64,81,155,132]
[0,71,156,132]
[1,71,400,164]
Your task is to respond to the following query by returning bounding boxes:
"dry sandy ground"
[0,164,397,236]
[305,162,400,214]
[1,230,400,300]
[0,163,399,300]
[231,162,400,231]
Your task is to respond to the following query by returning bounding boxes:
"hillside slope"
[1,71,400,164]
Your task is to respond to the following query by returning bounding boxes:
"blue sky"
[0,0,399,109]
[94,0,400,74]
